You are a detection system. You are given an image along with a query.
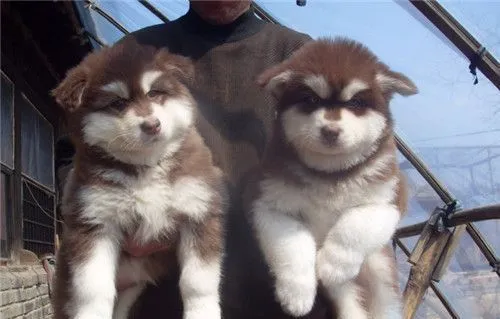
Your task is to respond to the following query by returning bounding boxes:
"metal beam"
[84,0,129,34]
[466,223,500,277]
[138,0,169,23]
[83,29,107,47]
[447,204,500,227]
[251,2,280,24]
[410,0,499,90]
[396,204,500,238]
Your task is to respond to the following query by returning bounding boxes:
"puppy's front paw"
[275,273,317,317]
[316,245,363,289]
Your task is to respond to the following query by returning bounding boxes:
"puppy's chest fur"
[257,161,398,243]
[67,160,213,242]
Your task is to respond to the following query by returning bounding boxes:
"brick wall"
[0,265,53,318]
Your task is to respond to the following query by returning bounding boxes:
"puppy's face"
[52,40,195,165]
[258,38,418,170]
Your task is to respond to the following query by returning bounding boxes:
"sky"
[74,1,499,315]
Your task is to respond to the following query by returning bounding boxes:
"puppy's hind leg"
[328,281,368,319]
[113,284,146,319]
[178,215,224,319]
[364,249,402,319]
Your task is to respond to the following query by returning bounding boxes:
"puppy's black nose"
[320,126,340,144]
[141,118,161,135]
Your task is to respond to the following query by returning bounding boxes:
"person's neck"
[180,6,265,43]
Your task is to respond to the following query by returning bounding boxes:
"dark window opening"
[22,180,55,256]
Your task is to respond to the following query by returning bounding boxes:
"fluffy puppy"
[51,39,225,319]
[250,37,417,319]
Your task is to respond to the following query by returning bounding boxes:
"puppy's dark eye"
[347,97,366,108]
[304,95,320,104]
[108,98,128,111]
[146,90,166,98]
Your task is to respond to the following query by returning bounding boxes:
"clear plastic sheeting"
[437,232,500,318]
[415,288,450,319]
[400,235,419,253]
[149,0,189,21]
[440,0,500,59]
[475,220,499,256]
[20,95,54,189]
[97,0,162,32]
[74,1,126,46]
[75,0,189,47]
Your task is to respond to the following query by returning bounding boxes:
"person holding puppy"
[115,2,325,318]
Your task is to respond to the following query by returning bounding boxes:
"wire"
[23,180,65,225]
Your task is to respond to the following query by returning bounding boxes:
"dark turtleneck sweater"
[117,8,334,319]
[125,7,310,187]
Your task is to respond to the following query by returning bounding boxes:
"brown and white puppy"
[51,39,225,319]
[250,38,417,319]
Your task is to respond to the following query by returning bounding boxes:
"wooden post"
[432,225,467,281]
[402,227,452,319]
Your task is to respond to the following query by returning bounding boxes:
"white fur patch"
[79,166,213,244]
[82,97,193,166]
[101,81,129,99]
[171,177,213,221]
[79,167,170,242]
[281,106,387,172]
[140,70,163,94]
[340,79,369,101]
[304,75,331,99]
[178,228,222,319]
[317,201,400,319]
[70,236,119,319]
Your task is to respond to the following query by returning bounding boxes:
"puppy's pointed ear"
[257,65,294,98]
[375,68,418,97]
[51,66,89,112]
[154,49,195,84]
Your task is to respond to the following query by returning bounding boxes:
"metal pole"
[84,0,129,34]
[138,0,169,23]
